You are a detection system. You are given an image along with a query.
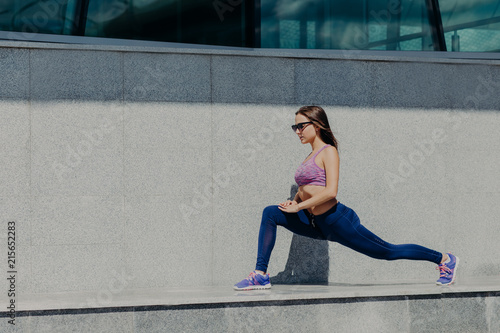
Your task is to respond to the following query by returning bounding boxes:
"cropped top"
[294,144,330,187]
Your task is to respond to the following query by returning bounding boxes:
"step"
[1,276,499,332]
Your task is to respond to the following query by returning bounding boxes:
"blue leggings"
[256,202,443,272]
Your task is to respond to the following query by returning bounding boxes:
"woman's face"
[294,113,317,144]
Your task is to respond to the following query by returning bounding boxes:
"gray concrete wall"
[0,41,499,297]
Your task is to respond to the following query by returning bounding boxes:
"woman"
[234,106,458,291]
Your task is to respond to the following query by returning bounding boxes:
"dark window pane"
[84,0,248,47]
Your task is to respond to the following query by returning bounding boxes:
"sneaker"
[233,271,271,291]
[436,253,459,285]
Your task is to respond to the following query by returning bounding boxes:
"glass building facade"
[0,0,499,52]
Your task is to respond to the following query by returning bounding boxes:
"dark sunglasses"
[291,121,313,132]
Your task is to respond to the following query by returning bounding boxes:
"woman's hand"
[279,200,297,207]
[278,200,301,213]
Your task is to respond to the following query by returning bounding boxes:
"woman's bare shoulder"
[322,145,339,157]
[317,145,339,168]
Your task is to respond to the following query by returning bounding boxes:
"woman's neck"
[310,139,327,152]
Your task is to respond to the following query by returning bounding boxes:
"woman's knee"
[262,205,281,217]
[262,205,285,226]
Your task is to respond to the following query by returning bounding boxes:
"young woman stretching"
[234,106,459,291]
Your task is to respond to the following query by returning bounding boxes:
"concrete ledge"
[1,277,499,333]
[4,276,499,313]
[1,39,500,65]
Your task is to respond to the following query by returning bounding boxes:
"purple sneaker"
[233,271,271,291]
[436,253,459,285]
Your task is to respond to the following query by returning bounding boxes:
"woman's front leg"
[255,205,325,273]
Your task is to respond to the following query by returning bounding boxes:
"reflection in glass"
[261,0,434,50]
[439,0,500,51]
[0,0,77,35]
[0,0,499,52]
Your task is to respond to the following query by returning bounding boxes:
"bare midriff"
[298,185,338,216]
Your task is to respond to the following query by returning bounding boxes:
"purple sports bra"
[294,144,330,187]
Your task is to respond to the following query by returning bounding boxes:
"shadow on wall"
[270,184,329,285]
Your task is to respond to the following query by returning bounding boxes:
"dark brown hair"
[296,106,338,150]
